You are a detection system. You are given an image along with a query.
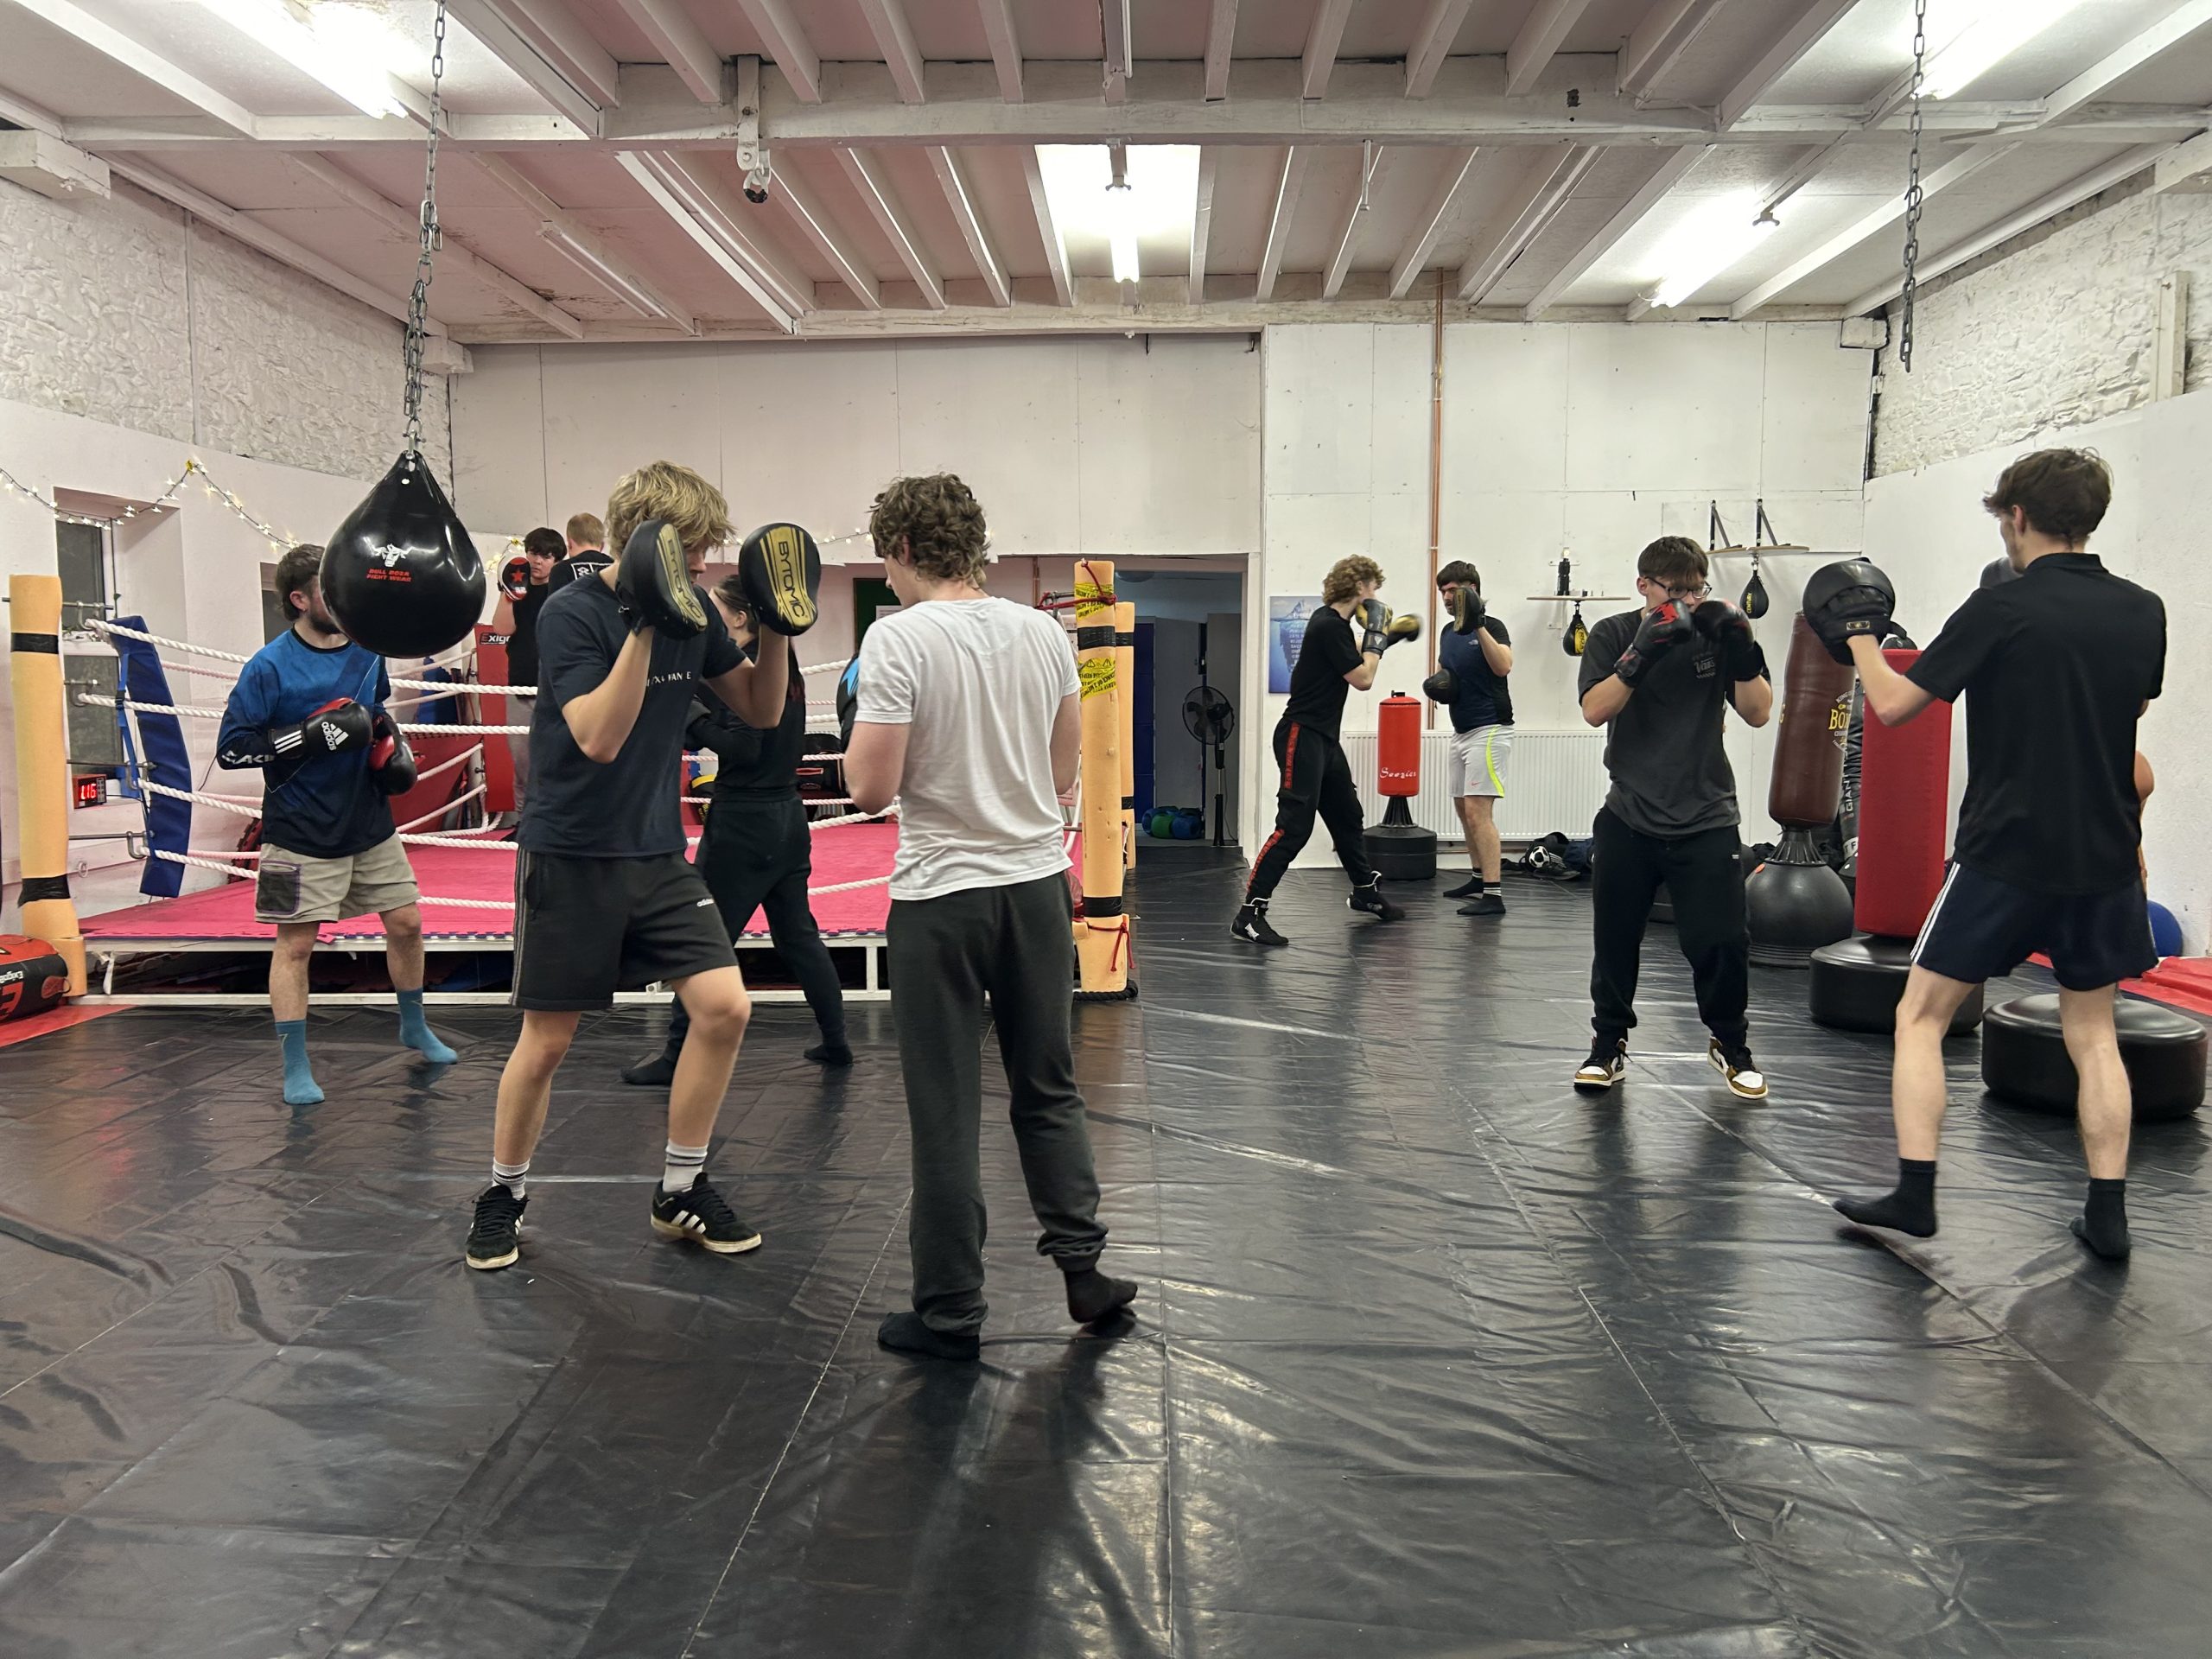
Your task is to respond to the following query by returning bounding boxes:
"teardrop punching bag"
[1745,615,1857,967]
[323,451,486,659]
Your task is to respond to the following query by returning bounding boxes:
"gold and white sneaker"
[1708,1039,1768,1100]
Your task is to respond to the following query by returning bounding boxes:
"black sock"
[805,1038,854,1066]
[1064,1265,1139,1325]
[1834,1157,1938,1237]
[876,1310,980,1360]
[2071,1178,2132,1260]
[620,1048,678,1088]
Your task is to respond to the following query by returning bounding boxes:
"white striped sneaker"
[650,1175,762,1254]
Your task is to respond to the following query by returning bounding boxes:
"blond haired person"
[1230,554,1417,947]
[464,462,787,1271]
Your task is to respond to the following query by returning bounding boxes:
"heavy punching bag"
[1745,614,1856,966]
[1363,693,1436,880]
[324,452,486,658]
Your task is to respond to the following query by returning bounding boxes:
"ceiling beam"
[1390,148,1478,297]
[1729,143,2020,319]
[618,153,798,332]
[1020,147,1072,306]
[1323,147,1395,298]
[857,0,927,105]
[1618,0,1726,99]
[1507,0,1596,97]
[0,85,67,137]
[2041,0,2212,129]
[1103,0,1132,104]
[1845,143,2175,315]
[836,148,944,308]
[978,0,1022,102]
[1718,0,1861,130]
[613,0,725,105]
[622,150,812,315]
[286,153,584,338]
[472,152,696,332]
[12,0,255,135]
[1521,144,1710,320]
[1303,0,1356,99]
[1205,0,1237,100]
[107,156,442,331]
[1190,149,1217,303]
[926,146,1009,305]
[732,0,821,102]
[1408,0,1475,99]
[772,164,880,307]
[443,0,607,133]
[1256,146,1309,300]
[1456,143,1597,301]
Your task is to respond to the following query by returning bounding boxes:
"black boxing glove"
[1612,602,1694,688]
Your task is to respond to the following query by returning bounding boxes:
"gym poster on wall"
[1268,595,1322,694]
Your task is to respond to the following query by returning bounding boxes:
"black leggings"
[1245,719,1375,901]
[659,794,846,1052]
[1589,806,1748,1047]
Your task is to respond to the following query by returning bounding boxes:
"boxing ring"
[64,620,904,1007]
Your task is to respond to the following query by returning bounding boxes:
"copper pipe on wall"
[1423,274,1445,729]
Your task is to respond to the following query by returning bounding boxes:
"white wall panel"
[1564,325,1767,496]
[1761,325,1874,492]
[453,347,549,530]
[1074,336,1261,557]
[722,342,899,542]
[892,338,1084,556]
[539,345,724,517]
[1263,327,1374,497]
[1440,327,1572,495]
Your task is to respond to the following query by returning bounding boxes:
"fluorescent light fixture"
[1103,145,1140,284]
[539,221,668,320]
[1646,194,1778,310]
[193,0,410,118]
[1039,144,1199,283]
[1918,0,2084,99]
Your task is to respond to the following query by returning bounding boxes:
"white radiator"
[1338,728,1609,842]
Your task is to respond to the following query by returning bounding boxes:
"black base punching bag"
[324,451,486,658]
[1746,613,1856,968]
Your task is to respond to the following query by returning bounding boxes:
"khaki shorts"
[256,835,421,925]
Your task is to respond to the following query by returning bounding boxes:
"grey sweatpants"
[887,872,1108,1334]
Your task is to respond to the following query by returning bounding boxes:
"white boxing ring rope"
[81,621,893,911]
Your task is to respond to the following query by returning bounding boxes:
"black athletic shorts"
[1913,861,2157,992]
[511,849,736,1010]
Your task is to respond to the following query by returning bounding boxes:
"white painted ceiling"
[3,0,2209,342]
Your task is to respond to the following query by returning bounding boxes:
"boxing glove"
[270,698,372,760]
[1612,602,1694,688]
[368,709,417,796]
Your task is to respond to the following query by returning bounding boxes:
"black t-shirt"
[1437,616,1514,731]
[521,575,743,857]
[548,550,609,593]
[1906,552,2164,894]
[690,639,806,801]
[1282,604,1364,741]
[1579,607,1765,838]
[507,580,552,687]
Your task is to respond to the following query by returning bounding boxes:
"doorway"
[1118,564,1243,856]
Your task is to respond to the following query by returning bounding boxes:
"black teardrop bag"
[1741,563,1770,619]
[324,453,486,658]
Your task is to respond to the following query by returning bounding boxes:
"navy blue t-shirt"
[1437,616,1514,732]
[216,632,394,859]
[522,573,744,857]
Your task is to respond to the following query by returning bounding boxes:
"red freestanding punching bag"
[1377,693,1421,797]
[1365,693,1435,879]
[1855,647,1953,938]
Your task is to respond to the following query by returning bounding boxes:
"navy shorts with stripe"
[1913,861,2157,992]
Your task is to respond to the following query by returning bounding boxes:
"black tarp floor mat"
[4,852,2210,1657]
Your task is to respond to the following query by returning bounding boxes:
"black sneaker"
[465,1183,526,1270]
[1458,893,1506,916]
[1442,876,1482,899]
[620,1048,678,1087]
[1709,1039,1768,1100]
[1230,901,1288,947]
[1573,1039,1627,1093]
[1349,881,1405,922]
[650,1175,763,1255]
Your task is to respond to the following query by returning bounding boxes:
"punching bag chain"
[403,0,449,460]
[1898,0,1928,373]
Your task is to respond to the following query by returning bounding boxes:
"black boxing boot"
[1231,899,1288,947]
[1349,878,1405,923]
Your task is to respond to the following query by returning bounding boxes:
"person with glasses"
[1573,536,1774,1100]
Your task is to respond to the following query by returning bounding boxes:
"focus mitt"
[1802,558,1897,664]
[499,554,531,603]
[1449,588,1484,634]
[615,518,709,639]
[1422,666,1457,703]
[736,522,823,637]
[368,709,416,796]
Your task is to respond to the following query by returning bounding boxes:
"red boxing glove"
[368,709,417,796]
[499,554,531,603]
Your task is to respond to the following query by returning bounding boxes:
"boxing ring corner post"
[8,574,88,995]
[1071,561,1133,1000]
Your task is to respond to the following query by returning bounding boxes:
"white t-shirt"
[855,595,1077,901]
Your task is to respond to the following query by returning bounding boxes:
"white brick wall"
[0,176,450,482]
[1872,181,2212,476]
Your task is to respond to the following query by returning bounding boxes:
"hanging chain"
[1898,0,1928,373]
[403,0,449,458]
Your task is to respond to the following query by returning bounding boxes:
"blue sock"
[276,1020,323,1105]
[397,988,457,1064]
